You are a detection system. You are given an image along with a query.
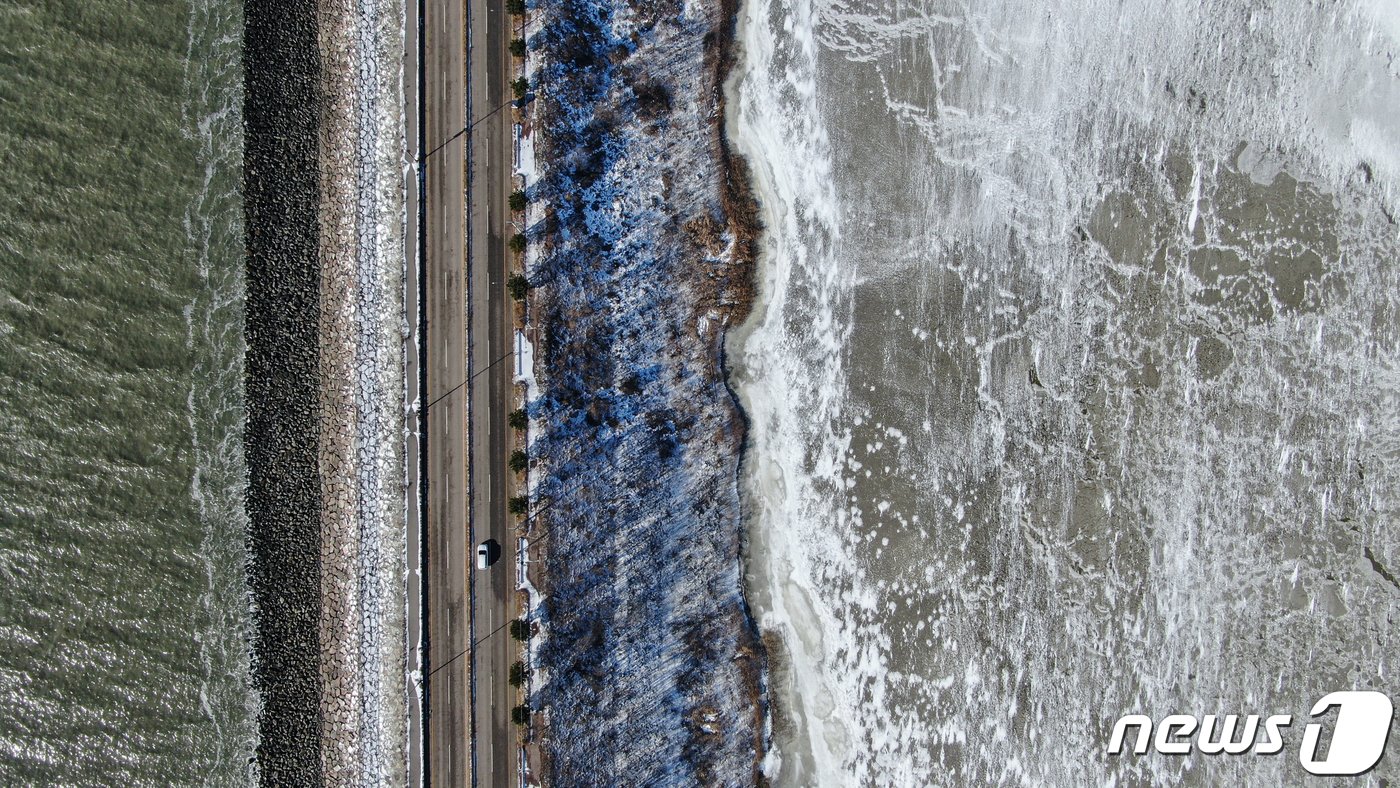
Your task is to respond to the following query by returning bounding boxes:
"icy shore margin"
[519,0,768,779]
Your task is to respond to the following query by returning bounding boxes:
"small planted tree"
[508,408,527,430]
[508,495,529,515]
[509,190,528,211]
[509,660,529,687]
[512,77,530,99]
[509,38,526,58]
[511,705,531,726]
[509,449,528,472]
[507,273,529,300]
[505,0,525,13]
[509,233,527,253]
[509,618,530,641]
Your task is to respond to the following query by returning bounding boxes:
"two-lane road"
[421,0,470,784]
[465,0,517,780]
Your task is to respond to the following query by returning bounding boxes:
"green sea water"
[0,0,255,783]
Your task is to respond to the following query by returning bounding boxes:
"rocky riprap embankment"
[522,0,766,780]
[245,0,325,781]
[314,0,407,783]
[244,0,405,784]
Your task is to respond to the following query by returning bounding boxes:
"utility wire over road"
[427,349,514,412]
[429,618,517,681]
[421,95,528,163]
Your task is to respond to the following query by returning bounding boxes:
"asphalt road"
[465,0,517,781]
[420,0,515,782]
[422,0,471,784]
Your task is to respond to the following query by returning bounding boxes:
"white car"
[476,539,501,569]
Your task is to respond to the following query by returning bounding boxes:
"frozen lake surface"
[731,0,1400,783]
